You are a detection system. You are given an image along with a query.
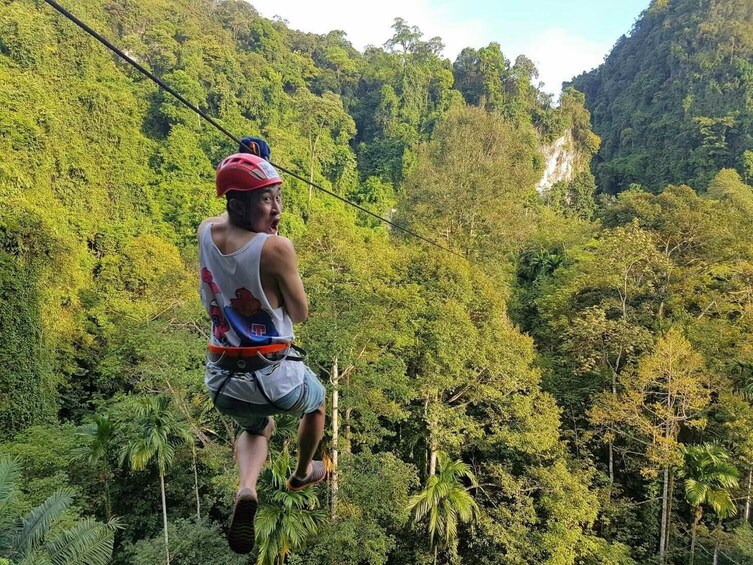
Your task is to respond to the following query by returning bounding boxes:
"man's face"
[246,185,282,235]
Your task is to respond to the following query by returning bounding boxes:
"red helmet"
[215,153,282,197]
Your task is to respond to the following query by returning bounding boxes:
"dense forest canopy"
[1,0,752,564]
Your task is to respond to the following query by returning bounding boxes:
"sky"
[248,0,651,97]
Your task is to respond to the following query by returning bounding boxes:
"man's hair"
[226,190,259,228]
[226,189,256,204]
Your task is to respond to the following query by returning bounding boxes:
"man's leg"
[229,418,274,554]
[237,418,275,497]
[292,401,326,480]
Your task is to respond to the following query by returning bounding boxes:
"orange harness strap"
[207,342,291,358]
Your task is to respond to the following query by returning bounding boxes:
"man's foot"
[228,488,257,554]
[286,461,328,491]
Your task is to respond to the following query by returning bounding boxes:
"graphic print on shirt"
[224,287,279,345]
[201,267,221,293]
[200,268,230,345]
[209,301,231,344]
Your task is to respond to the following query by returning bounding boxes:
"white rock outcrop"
[537,130,577,194]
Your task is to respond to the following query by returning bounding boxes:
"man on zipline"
[198,152,327,554]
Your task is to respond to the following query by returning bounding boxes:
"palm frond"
[408,452,479,548]
[681,443,739,520]
[12,489,74,554]
[119,395,190,474]
[47,516,121,565]
[17,548,54,565]
[71,415,115,466]
[685,480,709,506]
[712,462,740,488]
[0,455,21,508]
[706,490,737,519]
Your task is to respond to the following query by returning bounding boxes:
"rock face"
[537,130,577,194]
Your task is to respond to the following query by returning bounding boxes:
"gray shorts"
[213,368,325,434]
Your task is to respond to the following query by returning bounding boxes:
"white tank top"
[199,224,304,402]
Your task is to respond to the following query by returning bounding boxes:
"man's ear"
[227,197,245,217]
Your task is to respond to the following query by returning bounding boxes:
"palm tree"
[407,452,479,564]
[72,414,116,518]
[254,448,325,565]
[119,396,192,565]
[0,455,120,565]
[678,444,739,565]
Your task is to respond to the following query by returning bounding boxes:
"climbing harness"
[208,343,308,410]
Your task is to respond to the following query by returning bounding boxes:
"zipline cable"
[40,0,469,261]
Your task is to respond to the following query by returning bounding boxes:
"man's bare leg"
[293,401,326,479]
[237,418,275,497]
[228,418,275,554]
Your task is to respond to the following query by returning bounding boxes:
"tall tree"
[72,415,116,519]
[118,396,192,565]
[408,452,479,564]
[399,105,542,262]
[678,444,739,565]
[591,329,711,562]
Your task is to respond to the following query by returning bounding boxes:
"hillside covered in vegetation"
[571,0,753,193]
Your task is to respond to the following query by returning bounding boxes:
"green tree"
[678,444,739,565]
[399,105,542,262]
[408,452,479,563]
[291,451,418,565]
[254,448,325,565]
[118,396,193,565]
[535,222,666,486]
[591,329,711,562]
[72,415,116,519]
[0,455,120,565]
[124,518,247,565]
[294,90,356,196]
[544,172,598,220]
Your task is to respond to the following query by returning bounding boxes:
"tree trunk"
[428,435,438,477]
[659,370,674,565]
[689,505,702,565]
[344,372,352,454]
[160,471,170,565]
[659,467,669,564]
[307,129,321,206]
[745,468,752,523]
[103,466,112,520]
[344,407,352,451]
[608,442,614,487]
[192,444,201,521]
[331,357,339,519]
[609,372,616,488]
[713,542,718,565]
[665,470,675,561]
[426,396,438,477]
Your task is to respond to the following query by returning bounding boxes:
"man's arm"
[264,236,308,323]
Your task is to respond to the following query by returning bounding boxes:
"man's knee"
[304,401,325,418]
[245,416,275,440]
